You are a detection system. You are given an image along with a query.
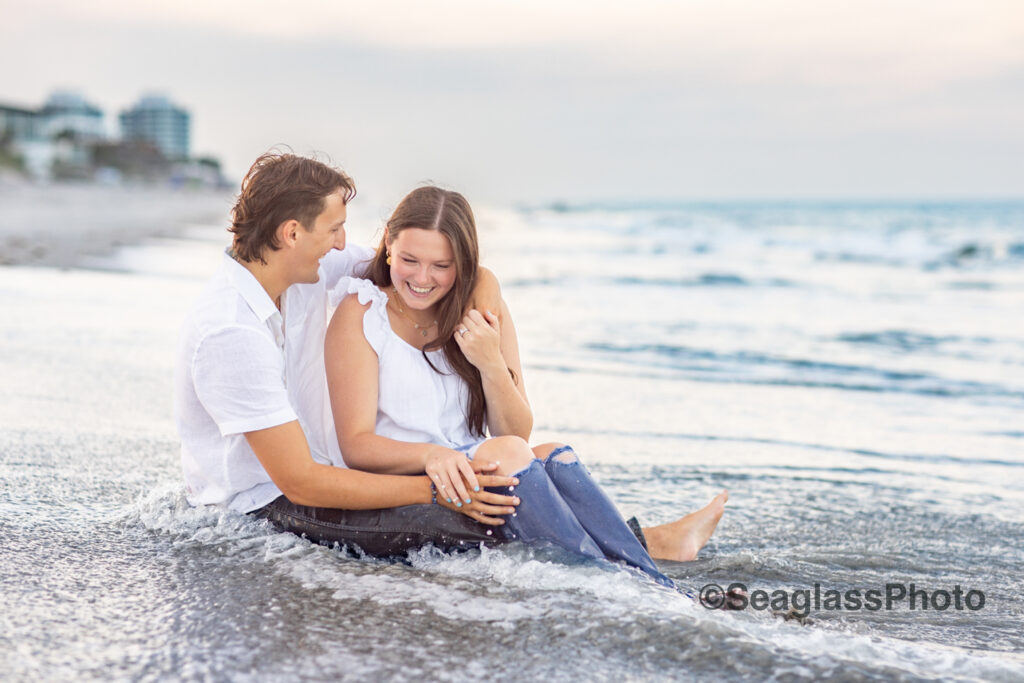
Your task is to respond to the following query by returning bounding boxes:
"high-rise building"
[0,91,106,179]
[0,103,39,141]
[39,91,106,140]
[119,94,190,160]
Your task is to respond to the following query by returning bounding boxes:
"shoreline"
[0,183,234,268]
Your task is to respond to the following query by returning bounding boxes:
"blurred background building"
[39,91,106,141]
[119,94,190,161]
[0,89,223,187]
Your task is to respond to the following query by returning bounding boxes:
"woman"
[325,186,726,586]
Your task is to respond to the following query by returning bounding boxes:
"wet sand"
[0,182,233,268]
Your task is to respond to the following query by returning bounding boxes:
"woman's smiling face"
[388,227,457,312]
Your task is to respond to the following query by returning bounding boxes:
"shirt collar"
[223,252,280,323]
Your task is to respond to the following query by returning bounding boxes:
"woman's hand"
[454,309,504,376]
[438,464,521,525]
[423,445,481,505]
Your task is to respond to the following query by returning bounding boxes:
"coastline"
[0,182,234,268]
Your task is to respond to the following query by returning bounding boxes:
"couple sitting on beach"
[176,152,727,588]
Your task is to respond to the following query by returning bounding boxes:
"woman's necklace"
[389,287,438,337]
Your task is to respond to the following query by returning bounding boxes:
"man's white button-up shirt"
[175,245,372,512]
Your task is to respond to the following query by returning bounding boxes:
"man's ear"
[278,219,302,247]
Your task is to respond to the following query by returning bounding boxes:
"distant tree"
[195,156,221,173]
[0,129,27,174]
[91,140,171,182]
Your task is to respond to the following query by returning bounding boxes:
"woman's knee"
[477,435,534,473]
[532,442,577,462]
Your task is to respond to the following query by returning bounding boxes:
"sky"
[2,0,1022,204]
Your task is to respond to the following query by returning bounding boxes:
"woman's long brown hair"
[362,186,491,436]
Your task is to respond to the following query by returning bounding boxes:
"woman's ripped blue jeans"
[488,445,673,587]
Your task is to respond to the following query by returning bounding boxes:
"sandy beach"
[0,181,234,268]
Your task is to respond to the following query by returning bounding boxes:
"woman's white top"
[328,277,483,464]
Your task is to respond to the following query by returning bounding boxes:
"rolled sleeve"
[191,326,298,436]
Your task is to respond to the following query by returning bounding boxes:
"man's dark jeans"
[252,495,649,560]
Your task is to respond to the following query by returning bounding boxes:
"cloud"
[1,0,1022,200]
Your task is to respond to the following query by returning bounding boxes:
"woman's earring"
[386,254,392,265]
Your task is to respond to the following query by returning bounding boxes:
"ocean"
[1,200,1022,681]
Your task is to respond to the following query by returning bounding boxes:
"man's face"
[295,190,347,283]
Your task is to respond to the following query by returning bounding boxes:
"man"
[175,152,519,556]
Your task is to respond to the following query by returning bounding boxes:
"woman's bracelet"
[430,480,438,505]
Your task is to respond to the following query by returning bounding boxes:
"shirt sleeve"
[327,277,390,355]
[321,243,375,290]
[191,325,298,436]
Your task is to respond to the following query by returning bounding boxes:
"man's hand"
[468,267,502,323]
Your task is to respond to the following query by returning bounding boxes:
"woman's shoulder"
[328,277,393,352]
[328,276,388,310]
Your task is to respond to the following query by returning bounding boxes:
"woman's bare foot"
[643,490,728,562]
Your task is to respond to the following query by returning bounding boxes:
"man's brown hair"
[229,151,356,263]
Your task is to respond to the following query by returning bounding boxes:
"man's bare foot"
[643,490,728,562]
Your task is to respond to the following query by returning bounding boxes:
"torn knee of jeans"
[510,457,545,478]
[545,445,577,464]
